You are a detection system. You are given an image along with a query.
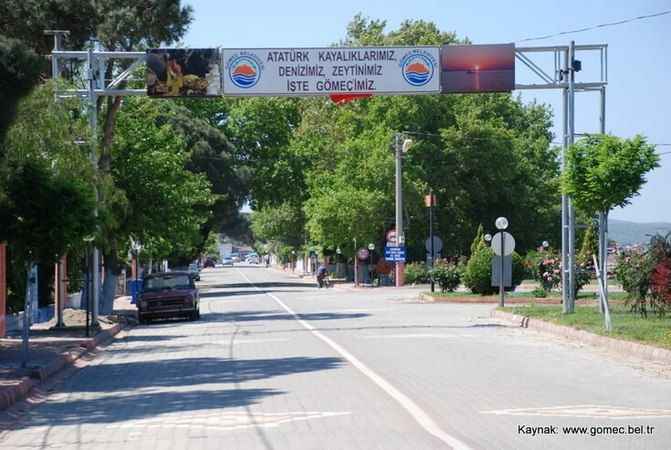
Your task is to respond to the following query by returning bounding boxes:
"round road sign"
[425,236,443,253]
[491,232,515,256]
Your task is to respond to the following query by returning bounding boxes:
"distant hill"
[608,219,671,245]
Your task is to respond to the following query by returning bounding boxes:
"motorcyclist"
[316,262,328,288]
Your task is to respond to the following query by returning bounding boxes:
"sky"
[183,0,671,223]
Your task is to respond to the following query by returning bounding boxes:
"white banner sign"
[222,47,440,96]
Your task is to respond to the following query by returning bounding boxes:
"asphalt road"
[1,265,670,449]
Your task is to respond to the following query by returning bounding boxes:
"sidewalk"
[0,296,134,410]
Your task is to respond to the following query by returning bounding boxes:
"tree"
[0,36,45,147]
[98,97,213,312]
[0,83,97,310]
[563,135,659,215]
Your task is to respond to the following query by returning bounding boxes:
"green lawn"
[501,304,671,350]
[427,290,628,300]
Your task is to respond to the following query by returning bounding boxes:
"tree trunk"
[99,245,120,315]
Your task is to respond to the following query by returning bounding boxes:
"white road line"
[236,268,472,450]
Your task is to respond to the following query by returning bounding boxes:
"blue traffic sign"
[384,245,406,262]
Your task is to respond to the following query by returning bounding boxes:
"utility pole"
[567,41,577,313]
[598,84,608,313]
[86,39,101,325]
[394,133,404,287]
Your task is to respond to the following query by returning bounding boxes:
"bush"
[463,245,525,295]
[531,287,547,298]
[615,235,671,317]
[405,262,429,285]
[430,260,461,292]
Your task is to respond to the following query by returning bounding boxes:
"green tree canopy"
[562,134,659,215]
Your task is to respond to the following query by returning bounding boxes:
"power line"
[517,9,671,42]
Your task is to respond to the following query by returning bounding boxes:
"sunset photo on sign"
[441,43,515,93]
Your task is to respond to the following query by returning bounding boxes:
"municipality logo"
[227,53,263,89]
[400,50,436,87]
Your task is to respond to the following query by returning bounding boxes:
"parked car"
[230,253,241,263]
[188,263,201,281]
[245,253,260,264]
[137,272,200,324]
[221,256,234,266]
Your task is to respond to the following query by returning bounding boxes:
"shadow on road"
[204,310,370,323]
[21,388,283,428]
[66,356,344,393]
[13,355,344,428]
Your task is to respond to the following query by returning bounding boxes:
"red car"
[137,272,200,324]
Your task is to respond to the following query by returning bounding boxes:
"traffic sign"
[425,236,443,253]
[491,232,515,256]
[384,246,406,262]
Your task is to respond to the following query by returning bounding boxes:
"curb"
[0,322,123,411]
[492,309,671,365]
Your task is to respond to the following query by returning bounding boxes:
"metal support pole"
[499,233,505,307]
[87,41,100,325]
[599,86,608,312]
[0,243,6,337]
[353,238,358,287]
[22,265,36,368]
[54,259,64,327]
[429,193,435,293]
[395,133,404,287]
[566,41,577,312]
[561,57,570,313]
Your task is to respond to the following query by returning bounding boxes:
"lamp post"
[336,247,342,278]
[425,192,437,292]
[495,217,509,307]
[395,134,412,287]
[368,243,375,285]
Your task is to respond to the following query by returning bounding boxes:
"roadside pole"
[0,243,6,337]
[86,40,100,324]
[598,85,608,313]
[394,133,404,287]
[567,40,577,313]
[499,232,505,307]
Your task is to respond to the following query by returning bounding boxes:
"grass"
[427,290,629,301]
[501,304,671,350]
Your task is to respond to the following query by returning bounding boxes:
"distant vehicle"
[188,263,200,281]
[230,253,241,263]
[221,256,234,266]
[245,253,259,264]
[137,272,200,324]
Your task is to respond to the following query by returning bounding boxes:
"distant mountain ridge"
[608,219,671,245]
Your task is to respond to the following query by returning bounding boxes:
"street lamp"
[495,217,509,230]
[368,243,375,285]
[484,234,492,242]
[494,217,508,307]
[395,134,412,286]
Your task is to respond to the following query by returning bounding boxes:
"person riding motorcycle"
[316,263,329,288]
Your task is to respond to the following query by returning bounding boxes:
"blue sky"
[184,0,671,223]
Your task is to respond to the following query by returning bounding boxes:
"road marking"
[482,404,671,419]
[110,411,351,431]
[237,268,472,450]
